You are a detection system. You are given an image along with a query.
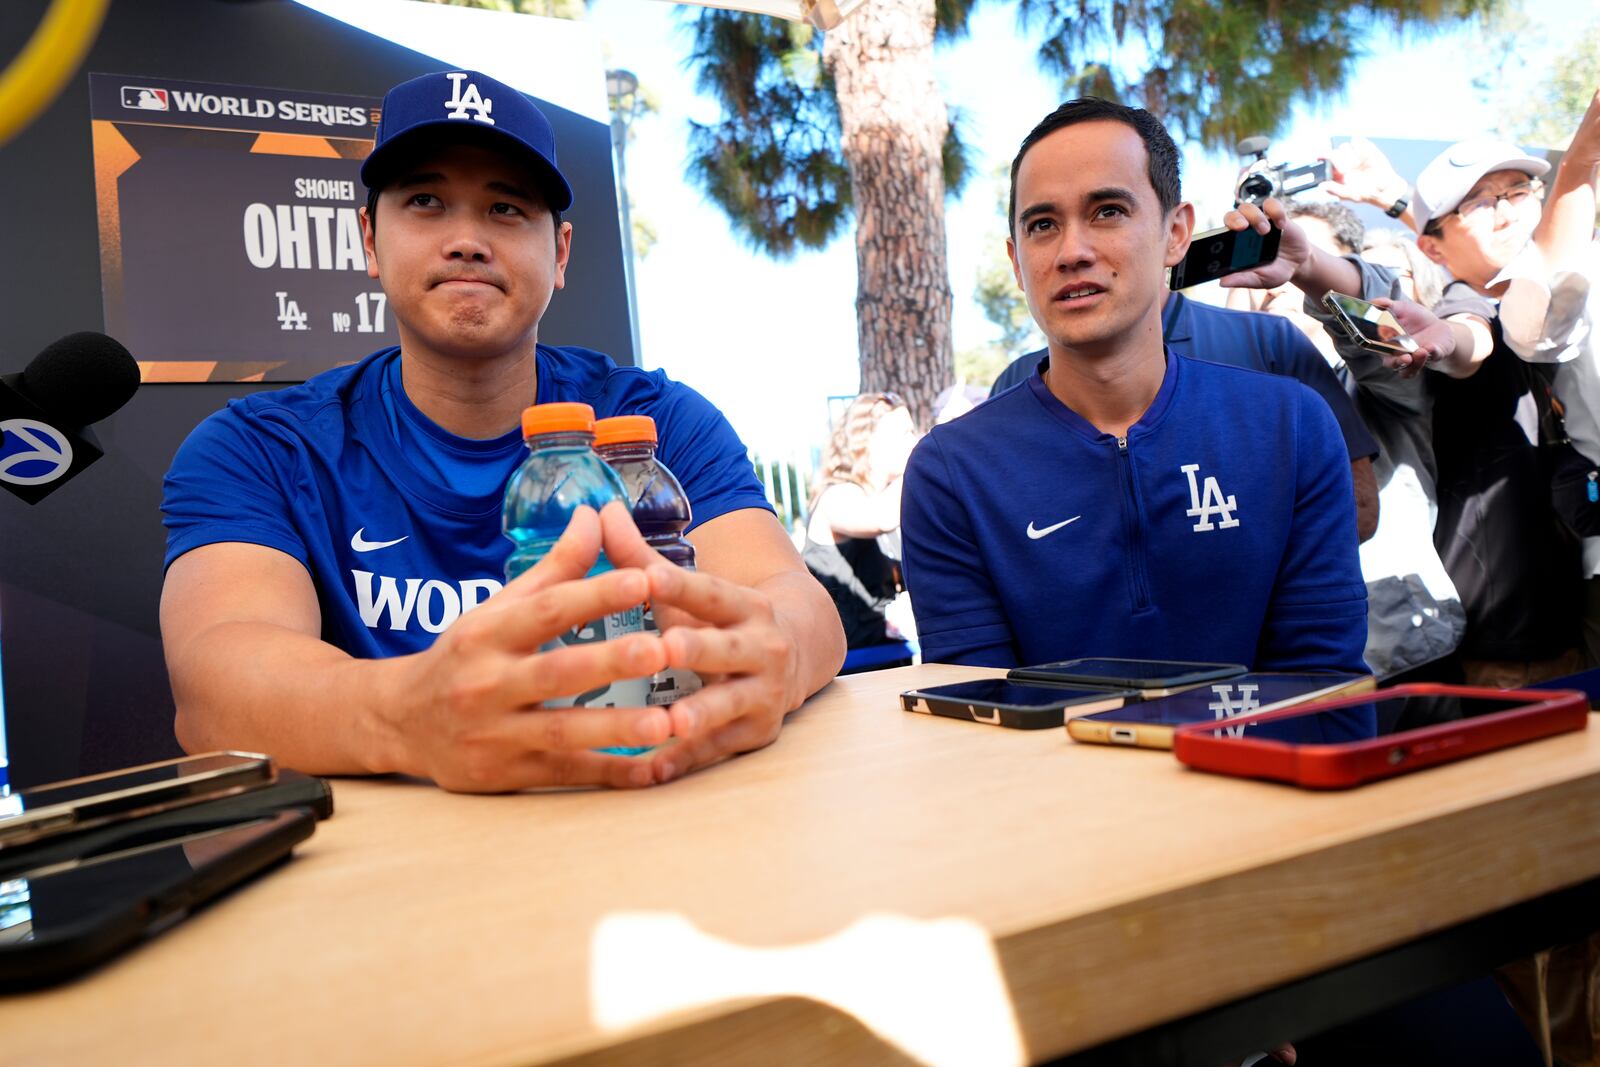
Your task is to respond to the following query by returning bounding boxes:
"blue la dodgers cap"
[361,70,574,212]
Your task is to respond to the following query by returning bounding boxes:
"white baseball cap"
[1413,138,1549,233]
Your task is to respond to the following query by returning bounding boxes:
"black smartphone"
[1007,657,1246,696]
[0,753,275,851]
[1321,292,1421,355]
[1169,224,1282,290]
[901,679,1134,730]
[0,807,315,991]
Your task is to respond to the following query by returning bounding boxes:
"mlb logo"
[121,86,168,111]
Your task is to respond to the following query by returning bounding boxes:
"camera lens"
[1237,173,1274,205]
[1207,261,1222,272]
[1208,241,1225,254]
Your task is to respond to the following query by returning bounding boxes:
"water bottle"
[503,402,650,717]
[594,415,703,705]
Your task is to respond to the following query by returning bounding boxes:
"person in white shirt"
[1494,86,1600,665]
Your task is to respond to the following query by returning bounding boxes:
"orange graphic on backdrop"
[249,132,341,158]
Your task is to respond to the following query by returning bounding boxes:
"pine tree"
[685,0,1502,425]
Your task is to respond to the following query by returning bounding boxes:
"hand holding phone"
[1321,291,1420,356]
[1169,225,1283,290]
[1209,197,1304,291]
[1323,294,1464,378]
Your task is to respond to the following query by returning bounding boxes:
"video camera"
[1234,136,1331,207]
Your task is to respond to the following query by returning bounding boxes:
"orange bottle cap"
[521,402,596,438]
[593,415,658,448]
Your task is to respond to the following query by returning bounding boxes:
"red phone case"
[1171,683,1589,789]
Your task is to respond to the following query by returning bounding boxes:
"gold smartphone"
[1066,673,1375,750]
[0,752,275,850]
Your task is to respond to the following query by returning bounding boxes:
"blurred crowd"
[809,88,1600,693]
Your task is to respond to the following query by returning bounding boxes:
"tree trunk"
[823,0,953,430]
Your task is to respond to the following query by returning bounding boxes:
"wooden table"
[8,663,1600,1066]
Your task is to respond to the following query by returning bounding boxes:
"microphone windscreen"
[20,332,141,428]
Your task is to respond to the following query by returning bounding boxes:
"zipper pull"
[1117,435,1129,452]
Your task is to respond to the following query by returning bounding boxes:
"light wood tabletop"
[7,663,1600,1066]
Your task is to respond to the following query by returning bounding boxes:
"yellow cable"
[0,0,112,149]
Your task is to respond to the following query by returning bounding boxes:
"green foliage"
[943,104,976,204]
[1516,19,1600,150]
[632,203,658,260]
[682,12,854,257]
[682,0,1497,255]
[934,0,983,40]
[969,166,1042,357]
[954,342,1020,388]
[682,9,974,256]
[413,0,586,18]
[1014,0,1505,152]
[974,253,1041,352]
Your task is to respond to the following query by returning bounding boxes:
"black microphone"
[0,333,140,504]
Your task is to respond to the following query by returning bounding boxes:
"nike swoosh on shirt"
[351,528,408,553]
[1026,516,1081,540]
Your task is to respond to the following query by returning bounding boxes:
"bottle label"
[539,606,651,709]
[641,604,703,705]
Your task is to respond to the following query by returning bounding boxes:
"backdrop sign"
[88,72,392,382]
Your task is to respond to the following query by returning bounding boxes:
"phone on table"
[0,807,315,990]
[1008,657,1246,697]
[901,679,1135,730]
[1169,225,1282,290]
[1320,292,1420,355]
[0,753,275,851]
[1066,672,1373,749]
[1172,683,1590,789]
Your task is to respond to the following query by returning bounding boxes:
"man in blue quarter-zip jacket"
[901,98,1369,675]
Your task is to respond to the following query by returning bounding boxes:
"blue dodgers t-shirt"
[162,346,772,659]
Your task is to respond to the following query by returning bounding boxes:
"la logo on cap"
[443,72,494,125]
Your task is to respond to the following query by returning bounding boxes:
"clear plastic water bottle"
[594,415,703,705]
[504,402,650,718]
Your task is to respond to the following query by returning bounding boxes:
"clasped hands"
[384,502,800,793]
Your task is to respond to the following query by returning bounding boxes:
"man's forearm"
[1432,317,1495,378]
[1534,152,1598,273]
[1500,154,1598,359]
[1352,459,1378,543]
[759,568,846,708]
[1291,247,1365,300]
[170,621,409,776]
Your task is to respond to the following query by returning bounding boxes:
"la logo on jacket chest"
[1180,463,1239,532]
